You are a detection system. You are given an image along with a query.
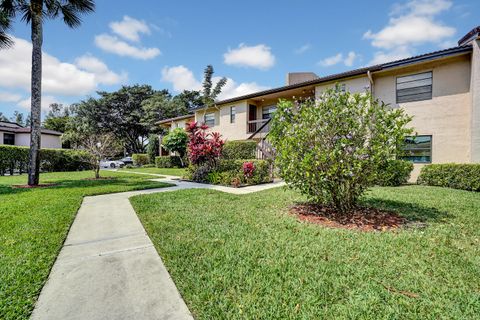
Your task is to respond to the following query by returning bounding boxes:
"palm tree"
[0,0,94,185]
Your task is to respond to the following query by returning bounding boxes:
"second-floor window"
[3,133,15,145]
[204,113,215,127]
[230,106,236,123]
[262,105,277,120]
[396,71,432,103]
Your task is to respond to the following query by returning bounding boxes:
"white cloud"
[223,44,275,70]
[0,91,22,103]
[161,65,201,92]
[364,0,455,64]
[318,53,343,67]
[344,51,357,67]
[0,36,96,95]
[17,95,59,111]
[0,36,125,104]
[109,16,150,42]
[75,54,127,85]
[161,65,269,100]
[95,34,161,60]
[318,52,358,67]
[295,44,311,54]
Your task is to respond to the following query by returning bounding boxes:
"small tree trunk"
[95,163,100,179]
[28,7,43,186]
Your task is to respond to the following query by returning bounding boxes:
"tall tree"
[0,112,9,122]
[43,103,72,132]
[201,65,227,109]
[11,110,26,126]
[0,0,95,186]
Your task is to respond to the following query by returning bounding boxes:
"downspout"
[367,70,374,96]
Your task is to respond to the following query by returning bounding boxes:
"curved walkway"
[31,174,285,320]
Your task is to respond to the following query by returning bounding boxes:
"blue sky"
[0,0,478,118]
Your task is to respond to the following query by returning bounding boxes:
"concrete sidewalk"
[31,176,285,320]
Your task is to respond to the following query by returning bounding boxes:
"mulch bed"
[11,183,58,189]
[290,203,406,231]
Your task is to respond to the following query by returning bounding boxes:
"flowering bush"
[186,122,224,166]
[243,161,255,178]
[268,86,413,213]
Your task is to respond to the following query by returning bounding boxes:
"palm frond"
[44,0,94,28]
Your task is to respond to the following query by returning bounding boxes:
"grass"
[0,171,172,320]
[120,166,186,177]
[131,185,480,319]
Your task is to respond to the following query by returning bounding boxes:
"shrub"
[132,153,150,166]
[0,145,91,175]
[222,140,257,159]
[375,160,413,186]
[155,156,183,168]
[418,164,480,191]
[269,87,413,212]
[162,128,188,166]
[214,159,272,186]
[186,122,224,166]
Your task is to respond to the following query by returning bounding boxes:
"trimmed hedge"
[0,145,91,175]
[222,140,257,160]
[155,156,184,168]
[185,159,272,187]
[375,159,413,186]
[417,164,480,191]
[132,153,150,166]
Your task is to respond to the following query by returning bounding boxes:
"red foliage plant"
[186,122,225,166]
[243,161,255,178]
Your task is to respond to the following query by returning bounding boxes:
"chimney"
[286,72,319,86]
[458,26,480,46]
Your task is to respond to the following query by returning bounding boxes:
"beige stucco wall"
[374,55,472,180]
[195,101,251,141]
[471,38,480,162]
[315,76,371,96]
[14,133,62,148]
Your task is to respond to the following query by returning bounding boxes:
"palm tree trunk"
[28,6,43,186]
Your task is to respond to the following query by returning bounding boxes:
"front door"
[248,104,257,132]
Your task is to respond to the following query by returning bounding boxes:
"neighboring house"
[161,26,480,181]
[0,121,62,149]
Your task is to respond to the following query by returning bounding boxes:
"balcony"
[247,119,270,134]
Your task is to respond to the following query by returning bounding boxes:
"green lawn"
[119,167,186,177]
[131,185,480,319]
[0,171,172,320]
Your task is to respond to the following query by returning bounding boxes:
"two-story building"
[160,26,480,180]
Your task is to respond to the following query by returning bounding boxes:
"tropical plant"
[162,128,188,167]
[186,122,224,166]
[0,0,95,185]
[269,87,413,213]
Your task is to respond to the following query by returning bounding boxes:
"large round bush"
[269,87,412,212]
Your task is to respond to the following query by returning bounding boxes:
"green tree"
[269,87,413,213]
[0,0,95,186]
[43,103,72,133]
[0,112,9,122]
[200,65,227,110]
[162,128,188,167]
[146,134,159,163]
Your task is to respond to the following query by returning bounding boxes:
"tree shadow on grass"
[362,197,451,224]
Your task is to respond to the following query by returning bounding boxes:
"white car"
[100,159,125,169]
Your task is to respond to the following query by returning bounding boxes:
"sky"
[0,0,478,119]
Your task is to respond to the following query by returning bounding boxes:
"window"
[402,135,432,163]
[204,113,215,127]
[396,71,432,103]
[230,106,236,123]
[3,133,15,145]
[262,105,277,120]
